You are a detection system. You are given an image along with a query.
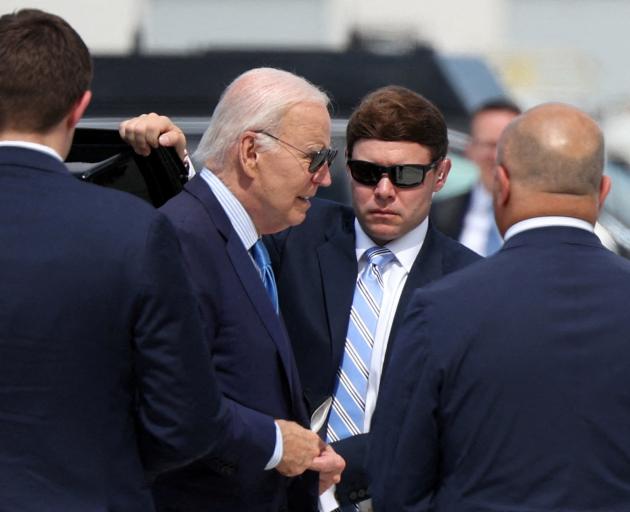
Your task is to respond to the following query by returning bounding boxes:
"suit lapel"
[317,211,358,373]
[383,226,447,373]
[184,176,298,395]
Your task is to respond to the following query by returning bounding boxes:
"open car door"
[66,128,187,207]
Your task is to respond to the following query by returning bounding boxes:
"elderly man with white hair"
[121,67,344,512]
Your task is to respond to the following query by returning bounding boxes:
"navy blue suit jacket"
[0,147,233,512]
[430,190,472,241]
[266,198,480,505]
[369,226,630,511]
[155,175,314,512]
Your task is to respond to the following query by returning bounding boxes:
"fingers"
[275,420,321,477]
[318,470,341,495]
[309,444,345,474]
[119,113,187,161]
[313,445,345,494]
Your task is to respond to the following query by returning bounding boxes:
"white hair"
[194,67,331,168]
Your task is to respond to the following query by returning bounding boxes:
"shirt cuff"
[264,420,283,470]
[319,486,339,511]
[185,156,196,179]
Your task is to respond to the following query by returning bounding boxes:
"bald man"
[368,103,630,512]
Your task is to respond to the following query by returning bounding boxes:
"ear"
[432,158,451,192]
[66,90,92,130]
[238,131,260,179]
[494,164,510,207]
[597,174,612,211]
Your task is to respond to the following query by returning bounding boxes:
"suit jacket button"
[349,491,358,501]
[358,489,366,498]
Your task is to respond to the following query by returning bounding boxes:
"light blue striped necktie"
[327,246,394,444]
[250,239,279,314]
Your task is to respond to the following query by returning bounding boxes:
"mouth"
[297,195,312,204]
[369,209,397,216]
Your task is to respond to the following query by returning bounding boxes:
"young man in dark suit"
[0,9,252,512]
[120,68,344,512]
[266,86,480,511]
[369,103,630,512]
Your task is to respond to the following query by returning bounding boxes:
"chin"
[366,229,398,246]
[288,211,308,227]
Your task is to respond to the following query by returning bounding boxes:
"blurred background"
[2,0,629,249]
[4,0,630,115]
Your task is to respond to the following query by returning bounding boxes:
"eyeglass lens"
[347,160,435,188]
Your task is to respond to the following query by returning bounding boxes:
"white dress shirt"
[356,218,428,429]
[459,182,499,256]
[200,167,283,470]
[320,217,428,512]
[504,216,594,241]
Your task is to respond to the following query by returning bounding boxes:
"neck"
[0,128,71,159]
[499,193,598,234]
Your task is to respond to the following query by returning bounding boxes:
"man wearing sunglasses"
[266,86,481,511]
[120,67,344,512]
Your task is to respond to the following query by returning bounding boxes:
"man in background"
[0,9,251,512]
[369,103,630,512]
[431,99,520,255]
[120,67,344,512]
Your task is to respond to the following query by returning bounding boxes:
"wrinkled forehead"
[277,101,332,143]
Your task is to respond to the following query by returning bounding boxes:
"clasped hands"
[276,420,345,494]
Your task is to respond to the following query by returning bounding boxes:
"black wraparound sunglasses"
[257,131,338,173]
[347,158,443,188]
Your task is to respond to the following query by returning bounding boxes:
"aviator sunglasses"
[257,131,338,173]
[347,158,443,188]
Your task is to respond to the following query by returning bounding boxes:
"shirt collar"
[354,217,429,273]
[504,216,594,241]
[200,167,259,250]
[0,140,63,162]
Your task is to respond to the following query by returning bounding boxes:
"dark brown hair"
[471,98,521,120]
[0,9,92,133]
[346,85,448,161]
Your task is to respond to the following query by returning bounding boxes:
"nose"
[312,163,332,187]
[374,174,395,199]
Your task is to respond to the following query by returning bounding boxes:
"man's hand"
[310,444,346,494]
[275,420,322,477]
[119,113,188,162]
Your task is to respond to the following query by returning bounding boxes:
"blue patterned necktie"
[250,239,279,314]
[327,246,394,444]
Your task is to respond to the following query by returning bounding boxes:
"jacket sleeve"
[132,213,275,478]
